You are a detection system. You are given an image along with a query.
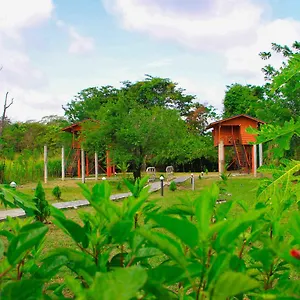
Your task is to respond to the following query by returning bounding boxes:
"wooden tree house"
[62,121,115,178]
[207,114,265,175]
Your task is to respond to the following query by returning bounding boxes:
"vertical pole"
[191,174,195,191]
[61,146,65,181]
[44,145,48,184]
[252,145,257,177]
[86,155,89,177]
[258,143,263,167]
[160,178,164,196]
[77,149,81,178]
[106,150,112,177]
[81,148,85,183]
[218,140,224,175]
[95,152,98,181]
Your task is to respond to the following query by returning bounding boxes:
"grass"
[35,175,261,290]
[42,175,260,251]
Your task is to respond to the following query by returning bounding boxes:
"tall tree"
[223,84,265,118]
[82,98,193,179]
[63,86,119,122]
[259,41,300,123]
[121,75,195,116]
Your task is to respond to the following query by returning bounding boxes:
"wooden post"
[95,152,98,180]
[61,146,65,181]
[106,150,112,177]
[44,145,48,184]
[81,148,85,183]
[252,145,257,177]
[218,140,224,175]
[258,143,263,167]
[86,155,89,177]
[77,149,81,178]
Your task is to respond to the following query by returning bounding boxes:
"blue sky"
[0,0,299,121]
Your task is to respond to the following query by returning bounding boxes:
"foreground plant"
[0,119,299,299]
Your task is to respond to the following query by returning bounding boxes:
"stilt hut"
[62,121,115,178]
[207,114,265,175]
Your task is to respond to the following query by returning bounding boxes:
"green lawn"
[42,175,261,254]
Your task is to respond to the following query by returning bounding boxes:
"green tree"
[63,86,119,122]
[259,41,300,123]
[121,75,195,116]
[223,83,265,118]
[83,98,191,179]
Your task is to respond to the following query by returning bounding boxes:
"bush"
[52,185,62,199]
[33,182,51,223]
[116,181,122,191]
[169,180,177,191]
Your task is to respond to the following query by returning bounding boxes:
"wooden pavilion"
[207,114,265,175]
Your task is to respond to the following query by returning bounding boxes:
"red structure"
[62,121,114,177]
[207,114,265,174]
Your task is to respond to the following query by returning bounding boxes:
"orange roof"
[206,114,265,130]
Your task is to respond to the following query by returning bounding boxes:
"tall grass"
[0,157,62,184]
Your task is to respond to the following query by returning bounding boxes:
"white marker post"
[44,145,48,184]
[95,152,98,181]
[61,146,65,181]
[81,148,85,183]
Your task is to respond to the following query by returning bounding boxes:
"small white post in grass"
[44,145,48,184]
[218,140,225,175]
[81,148,85,183]
[258,143,263,167]
[61,146,65,181]
[191,173,195,191]
[95,152,98,181]
[252,145,257,178]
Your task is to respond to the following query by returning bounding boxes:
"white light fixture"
[159,176,164,181]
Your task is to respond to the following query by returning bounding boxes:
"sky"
[0,0,300,122]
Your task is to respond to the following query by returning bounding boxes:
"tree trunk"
[133,167,141,180]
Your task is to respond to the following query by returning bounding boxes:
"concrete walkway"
[0,176,190,221]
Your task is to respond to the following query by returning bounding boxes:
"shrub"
[116,181,122,191]
[33,182,50,223]
[52,185,62,200]
[169,180,177,191]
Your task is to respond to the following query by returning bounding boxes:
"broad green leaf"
[0,238,4,258]
[127,187,150,218]
[7,222,48,265]
[109,219,133,243]
[78,183,92,201]
[135,247,162,259]
[194,184,219,239]
[148,264,184,284]
[217,208,267,248]
[207,252,231,288]
[2,279,44,300]
[250,248,275,272]
[53,215,89,248]
[85,267,147,300]
[148,213,198,248]
[40,248,97,279]
[91,181,111,202]
[144,281,178,299]
[137,227,187,268]
[212,271,260,299]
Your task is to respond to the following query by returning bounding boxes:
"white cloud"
[0,0,53,31]
[103,0,263,50]
[103,0,300,106]
[146,58,172,68]
[56,20,95,54]
[0,0,54,121]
